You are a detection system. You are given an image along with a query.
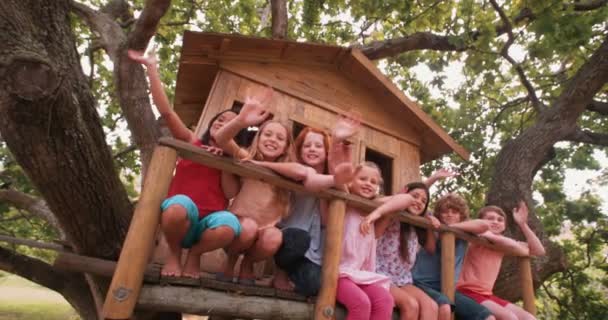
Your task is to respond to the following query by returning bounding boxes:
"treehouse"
[92,32,538,320]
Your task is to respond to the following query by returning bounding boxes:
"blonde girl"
[212,88,296,284]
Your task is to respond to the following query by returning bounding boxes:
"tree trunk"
[487,34,608,300]
[0,0,133,316]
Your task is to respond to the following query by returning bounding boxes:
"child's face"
[482,210,506,234]
[407,188,428,216]
[350,166,381,199]
[300,132,326,168]
[258,122,288,161]
[209,111,237,137]
[438,207,462,225]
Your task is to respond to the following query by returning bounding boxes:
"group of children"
[129,48,546,320]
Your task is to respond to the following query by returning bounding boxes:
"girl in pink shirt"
[336,162,394,320]
[457,202,546,320]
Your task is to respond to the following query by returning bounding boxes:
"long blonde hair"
[243,120,295,218]
[244,120,295,163]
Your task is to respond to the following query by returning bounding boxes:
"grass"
[0,272,80,320]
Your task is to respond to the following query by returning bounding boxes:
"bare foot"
[161,254,182,277]
[221,254,239,278]
[272,270,295,291]
[182,254,201,279]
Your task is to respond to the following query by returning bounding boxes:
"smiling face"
[257,122,288,161]
[481,210,507,234]
[300,132,327,170]
[439,207,462,225]
[350,165,381,199]
[209,111,237,138]
[407,188,428,216]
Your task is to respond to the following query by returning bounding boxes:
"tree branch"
[587,100,608,115]
[573,0,608,11]
[564,128,608,146]
[70,1,125,60]
[489,0,544,113]
[271,0,288,39]
[0,246,97,319]
[0,189,64,236]
[360,32,468,60]
[127,0,172,50]
[555,34,608,118]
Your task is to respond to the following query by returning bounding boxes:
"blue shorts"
[161,195,241,248]
[414,281,492,320]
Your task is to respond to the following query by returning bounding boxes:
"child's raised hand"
[426,215,441,229]
[239,86,274,126]
[127,49,157,68]
[360,211,380,235]
[332,111,361,142]
[513,201,529,226]
[201,145,224,156]
[333,162,354,186]
[430,168,459,181]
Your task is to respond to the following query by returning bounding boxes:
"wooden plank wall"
[195,69,423,195]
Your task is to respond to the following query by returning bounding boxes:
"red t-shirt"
[167,140,228,218]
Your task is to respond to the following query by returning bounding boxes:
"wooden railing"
[101,138,537,319]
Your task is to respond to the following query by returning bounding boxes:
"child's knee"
[396,295,418,314]
[238,218,258,240]
[438,304,451,318]
[260,228,283,253]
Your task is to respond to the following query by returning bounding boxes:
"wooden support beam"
[159,138,530,257]
[519,257,536,315]
[440,232,456,303]
[315,199,346,319]
[102,146,177,319]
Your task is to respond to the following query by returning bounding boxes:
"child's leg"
[389,286,418,320]
[481,301,518,320]
[454,290,495,320]
[159,195,196,276]
[240,226,282,280]
[182,211,241,278]
[505,303,535,320]
[336,278,372,320]
[401,284,438,320]
[223,217,258,277]
[415,283,453,320]
[273,228,310,291]
[360,283,394,320]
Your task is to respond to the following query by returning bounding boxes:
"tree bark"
[0,1,133,316]
[271,0,288,39]
[488,34,608,300]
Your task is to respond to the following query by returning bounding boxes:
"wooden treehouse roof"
[174,31,469,163]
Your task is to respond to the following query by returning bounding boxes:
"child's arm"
[513,201,546,256]
[128,50,196,143]
[423,168,458,188]
[360,193,415,235]
[422,215,441,253]
[481,231,529,256]
[220,171,241,199]
[245,160,353,191]
[213,88,273,159]
[449,219,490,234]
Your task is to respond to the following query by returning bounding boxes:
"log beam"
[102,146,177,319]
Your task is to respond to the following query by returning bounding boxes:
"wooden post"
[441,232,456,302]
[102,146,177,319]
[315,199,346,320]
[519,257,536,315]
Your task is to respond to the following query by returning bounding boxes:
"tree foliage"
[0,0,606,319]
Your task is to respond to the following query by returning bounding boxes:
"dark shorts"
[458,288,510,307]
[414,281,493,320]
[274,228,322,296]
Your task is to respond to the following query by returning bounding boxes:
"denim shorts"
[161,195,241,248]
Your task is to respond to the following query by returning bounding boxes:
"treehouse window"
[292,121,305,139]
[365,147,393,195]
